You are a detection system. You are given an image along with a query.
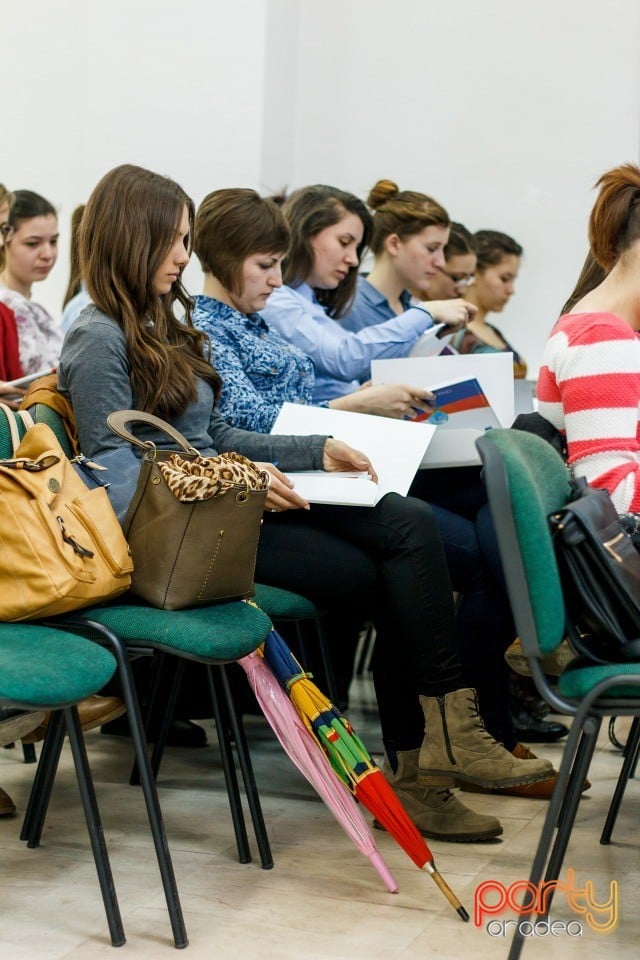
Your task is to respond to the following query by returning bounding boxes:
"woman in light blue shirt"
[260,184,435,402]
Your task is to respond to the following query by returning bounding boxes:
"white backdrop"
[4,0,640,375]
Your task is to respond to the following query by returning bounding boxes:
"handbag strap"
[107,409,199,456]
[0,402,35,454]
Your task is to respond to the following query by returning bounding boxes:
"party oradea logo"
[474,868,618,938]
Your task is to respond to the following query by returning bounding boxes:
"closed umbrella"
[239,648,398,893]
[262,628,469,921]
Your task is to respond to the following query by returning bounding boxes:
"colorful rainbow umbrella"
[261,628,469,921]
[239,648,398,893]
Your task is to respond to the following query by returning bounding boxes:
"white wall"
[4,0,640,376]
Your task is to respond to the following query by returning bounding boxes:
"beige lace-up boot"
[377,748,502,842]
[418,688,553,788]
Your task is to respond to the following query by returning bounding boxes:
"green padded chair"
[24,400,338,869]
[476,429,640,960]
[20,402,278,870]
[0,622,125,946]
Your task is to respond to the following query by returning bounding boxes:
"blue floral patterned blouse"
[192,294,328,432]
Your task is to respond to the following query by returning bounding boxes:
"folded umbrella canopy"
[262,629,469,921]
[239,648,398,893]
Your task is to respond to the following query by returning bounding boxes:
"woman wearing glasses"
[412,222,477,302]
[451,229,527,378]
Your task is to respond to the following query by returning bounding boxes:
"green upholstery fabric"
[0,623,117,706]
[481,430,571,656]
[0,406,28,457]
[253,583,319,620]
[28,403,74,456]
[73,600,273,662]
[558,659,640,699]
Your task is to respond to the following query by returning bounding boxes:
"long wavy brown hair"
[79,164,220,416]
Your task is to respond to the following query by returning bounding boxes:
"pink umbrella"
[239,649,398,894]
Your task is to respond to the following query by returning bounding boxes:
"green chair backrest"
[477,429,573,657]
[28,403,74,457]
[0,406,29,458]
[0,404,74,460]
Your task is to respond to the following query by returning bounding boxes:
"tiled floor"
[1,674,638,960]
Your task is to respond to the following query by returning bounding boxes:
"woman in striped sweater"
[537,162,640,514]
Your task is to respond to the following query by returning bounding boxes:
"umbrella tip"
[457,905,470,922]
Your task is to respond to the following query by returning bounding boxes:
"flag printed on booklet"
[412,377,502,431]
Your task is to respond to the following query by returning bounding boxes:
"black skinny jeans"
[255,492,461,751]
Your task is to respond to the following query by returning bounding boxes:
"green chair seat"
[0,621,124,944]
[0,623,116,707]
[559,660,640,700]
[80,600,272,661]
[253,583,319,620]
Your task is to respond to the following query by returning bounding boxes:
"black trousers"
[255,492,461,750]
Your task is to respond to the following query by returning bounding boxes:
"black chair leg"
[215,664,273,869]
[64,705,126,947]
[507,715,598,960]
[22,741,37,764]
[543,722,599,901]
[205,666,252,864]
[129,653,184,785]
[601,715,640,844]
[295,621,339,706]
[21,711,66,846]
[61,619,188,949]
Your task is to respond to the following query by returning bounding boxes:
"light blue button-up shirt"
[342,276,419,333]
[260,280,433,402]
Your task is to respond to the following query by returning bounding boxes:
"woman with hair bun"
[452,229,526,378]
[344,179,475,335]
[538,162,640,511]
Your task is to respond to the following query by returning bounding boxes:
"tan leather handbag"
[0,405,133,621]
[107,410,269,611]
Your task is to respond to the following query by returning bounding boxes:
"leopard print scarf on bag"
[158,451,270,502]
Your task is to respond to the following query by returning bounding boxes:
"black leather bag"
[549,476,640,664]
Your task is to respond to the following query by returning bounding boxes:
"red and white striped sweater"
[537,311,640,514]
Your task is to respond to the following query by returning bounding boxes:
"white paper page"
[371,353,515,427]
[408,324,454,357]
[271,403,436,502]
[280,470,378,506]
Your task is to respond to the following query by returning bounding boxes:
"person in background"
[259,184,440,402]
[413,221,477,302]
[61,204,91,333]
[190,186,562,798]
[538,162,640,514]
[343,181,475,336]
[60,163,553,842]
[452,229,527,378]
[0,183,24,392]
[0,189,63,374]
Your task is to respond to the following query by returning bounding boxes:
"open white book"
[270,403,436,506]
[371,354,514,468]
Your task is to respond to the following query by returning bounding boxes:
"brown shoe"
[0,786,17,817]
[0,709,46,747]
[22,696,127,744]
[459,742,591,798]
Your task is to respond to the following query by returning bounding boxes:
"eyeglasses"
[0,223,14,240]
[437,266,474,288]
